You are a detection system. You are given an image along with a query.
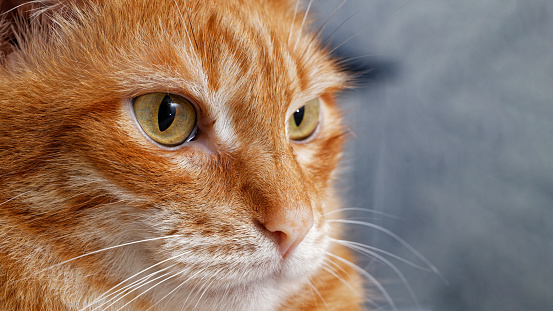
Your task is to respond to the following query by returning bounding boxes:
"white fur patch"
[213,103,240,150]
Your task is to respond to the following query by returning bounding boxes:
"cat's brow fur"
[0,0,365,310]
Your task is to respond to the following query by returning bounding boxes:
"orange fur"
[0,0,365,310]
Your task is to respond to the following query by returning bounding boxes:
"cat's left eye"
[133,93,197,147]
[288,98,320,141]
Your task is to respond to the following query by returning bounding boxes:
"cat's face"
[0,0,348,309]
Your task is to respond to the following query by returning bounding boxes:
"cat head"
[0,0,350,309]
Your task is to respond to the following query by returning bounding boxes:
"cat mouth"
[168,253,315,291]
[161,228,327,291]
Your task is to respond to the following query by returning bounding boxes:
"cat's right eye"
[287,98,320,141]
[133,93,197,147]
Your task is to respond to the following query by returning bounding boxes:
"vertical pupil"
[158,95,177,132]
[294,106,305,127]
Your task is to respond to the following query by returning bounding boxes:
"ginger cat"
[0,0,367,310]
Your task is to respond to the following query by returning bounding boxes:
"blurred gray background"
[313,1,553,310]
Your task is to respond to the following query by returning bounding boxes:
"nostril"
[256,220,306,258]
[256,220,286,245]
[271,230,287,246]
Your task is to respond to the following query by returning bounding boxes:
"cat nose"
[259,208,314,258]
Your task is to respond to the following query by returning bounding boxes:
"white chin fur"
[133,225,329,311]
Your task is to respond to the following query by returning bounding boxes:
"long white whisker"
[327,29,363,55]
[320,259,356,294]
[287,0,300,44]
[146,266,211,311]
[322,257,387,310]
[191,273,220,311]
[211,278,234,311]
[292,0,313,52]
[331,239,420,308]
[90,265,180,311]
[179,266,215,310]
[329,219,445,282]
[0,0,46,16]
[336,53,385,64]
[300,0,349,60]
[331,238,431,271]
[173,0,198,51]
[326,252,397,311]
[0,191,31,206]
[82,251,192,310]
[384,0,414,19]
[29,1,63,22]
[300,10,361,70]
[186,265,226,310]
[62,235,184,268]
[322,10,360,49]
[326,207,401,219]
[9,235,185,288]
[111,268,186,311]
[307,279,329,310]
[87,271,162,310]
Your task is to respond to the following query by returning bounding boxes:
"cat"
[0,0,368,310]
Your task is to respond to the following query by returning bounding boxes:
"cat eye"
[288,98,320,141]
[133,93,197,146]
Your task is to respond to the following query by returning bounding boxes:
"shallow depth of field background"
[313,1,553,310]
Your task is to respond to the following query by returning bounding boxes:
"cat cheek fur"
[0,0,365,310]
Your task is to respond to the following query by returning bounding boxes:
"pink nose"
[259,209,314,258]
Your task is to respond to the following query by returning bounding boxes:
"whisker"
[179,267,212,310]
[287,0,300,45]
[320,259,356,294]
[322,10,360,50]
[211,278,234,311]
[148,261,223,311]
[96,271,165,306]
[82,251,192,310]
[326,207,401,220]
[336,53,385,64]
[321,258,381,311]
[299,0,349,60]
[327,29,363,55]
[307,279,329,310]
[161,273,205,311]
[172,0,197,51]
[331,239,420,308]
[0,0,46,16]
[29,1,63,22]
[145,264,218,311]
[59,235,184,269]
[187,265,227,310]
[331,238,432,271]
[326,252,397,311]
[94,268,178,311]
[292,0,313,52]
[184,10,199,52]
[110,268,184,311]
[12,235,184,288]
[384,0,415,19]
[328,219,446,282]
[191,274,220,311]
[0,190,31,206]
[300,10,360,69]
